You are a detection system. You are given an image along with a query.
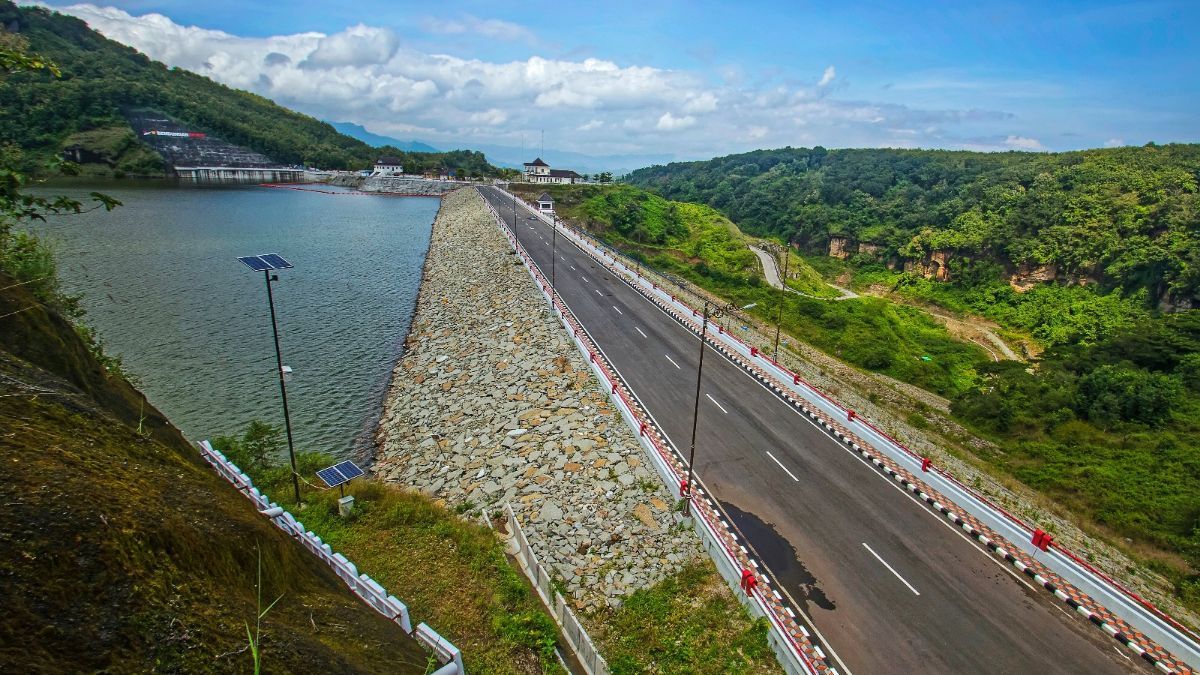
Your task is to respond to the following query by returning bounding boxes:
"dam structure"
[128,110,303,183]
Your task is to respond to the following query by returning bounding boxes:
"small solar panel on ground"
[316,460,364,488]
[258,253,293,269]
[237,255,273,272]
[334,460,364,480]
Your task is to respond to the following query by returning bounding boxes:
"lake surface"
[30,179,439,460]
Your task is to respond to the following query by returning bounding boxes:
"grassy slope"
[513,183,988,396]
[593,562,779,674]
[0,271,427,672]
[245,458,563,675]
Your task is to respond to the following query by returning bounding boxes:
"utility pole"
[774,243,791,362]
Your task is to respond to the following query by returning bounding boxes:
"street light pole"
[774,243,791,362]
[685,301,712,513]
[263,270,302,505]
[238,254,302,505]
[684,300,755,514]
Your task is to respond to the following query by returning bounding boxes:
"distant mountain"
[329,122,441,153]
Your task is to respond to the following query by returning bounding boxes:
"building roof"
[538,192,553,202]
[547,169,581,178]
[375,156,403,165]
[524,157,549,167]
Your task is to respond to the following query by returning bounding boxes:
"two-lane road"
[479,186,1137,674]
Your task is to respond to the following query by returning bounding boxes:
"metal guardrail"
[479,189,832,675]
[503,504,609,675]
[196,440,465,675]
[493,187,1200,673]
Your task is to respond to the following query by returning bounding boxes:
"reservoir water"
[30,179,439,460]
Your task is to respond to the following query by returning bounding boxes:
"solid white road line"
[706,393,729,414]
[766,451,799,481]
[635,327,648,339]
[665,354,681,369]
[612,306,624,315]
[862,543,921,596]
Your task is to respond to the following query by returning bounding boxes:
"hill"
[0,2,499,177]
[626,145,1200,311]
[0,267,431,672]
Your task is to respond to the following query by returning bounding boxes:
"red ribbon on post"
[921,457,931,472]
[679,479,690,499]
[848,410,857,422]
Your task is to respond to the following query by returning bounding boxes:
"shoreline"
[373,187,703,613]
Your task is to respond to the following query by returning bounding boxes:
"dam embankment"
[375,188,701,612]
[325,173,465,195]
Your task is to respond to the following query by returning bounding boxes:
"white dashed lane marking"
[766,451,799,481]
[706,393,729,414]
[863,542,921,596]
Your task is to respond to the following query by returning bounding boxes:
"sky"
[34,0,1200,162]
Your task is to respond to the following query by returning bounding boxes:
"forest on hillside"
[626,145,1200,307]
[0,2,499,176]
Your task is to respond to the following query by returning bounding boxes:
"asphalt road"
[478,186,1139,674]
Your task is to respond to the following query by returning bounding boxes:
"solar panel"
[334,460,364,480]
[238,255,273,272]
[316,460,364,488]
[258,253,293,270]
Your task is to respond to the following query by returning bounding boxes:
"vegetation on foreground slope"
[0,267,436,672]
[0,1,500,176]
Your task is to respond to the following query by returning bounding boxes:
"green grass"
[592,562,780,674]
[244,453,564,674]
[60,125,165,176]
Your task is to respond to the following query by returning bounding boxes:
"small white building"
[537,192,554,213]
[522,157,582,184]
[372,156,403,176]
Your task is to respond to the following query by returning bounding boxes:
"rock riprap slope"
[376,188,701,611]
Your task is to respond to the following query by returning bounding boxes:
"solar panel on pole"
[238,255,273,272]
[258,253,293,270]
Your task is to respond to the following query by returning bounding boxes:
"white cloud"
[301,24,399,69]
[419,14,534,43]
[1105,137,1125,147]
[1003,135,1044,150]
[656,112,696,131]
[818,65,836,88]
[41,3,1026,158]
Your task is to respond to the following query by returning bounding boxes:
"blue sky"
[39,1,1200,161]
